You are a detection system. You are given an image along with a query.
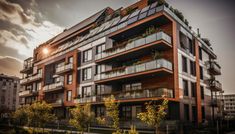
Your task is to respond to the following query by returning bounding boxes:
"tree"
[69,103,95,134]
[13,105,31,126]
[137,98,168,134]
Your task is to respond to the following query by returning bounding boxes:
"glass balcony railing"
[55,63,73,74]
[95,32,172,60]
[46,99,63,107]
[74,96,97,104]
[94,59,172,81]
[19,90,38,97]
[43,82,64,92]
[20,73,42,84]
[74,88,173,104]
[209,80,222,91]
[209,61,221,75]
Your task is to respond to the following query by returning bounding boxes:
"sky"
[0,0,234,94]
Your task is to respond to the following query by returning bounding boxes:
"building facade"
[0,74,20,113]
[19,0,222,129]
[223,94,235,120]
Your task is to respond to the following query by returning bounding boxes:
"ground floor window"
[122,106,132,119]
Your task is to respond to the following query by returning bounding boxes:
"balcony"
[20,73,42,85]
[75,88,173,104]
[94,59,172,83]
[19,90,38,97]
[46,99,63,107]
[74,96,97,104]
[43,82,64,93]
[208,80,222,91]
[55,63,73,75]
[20,58,33,73]
[208,61,221,75]
[95,32,172,62]
[210,99,220,107]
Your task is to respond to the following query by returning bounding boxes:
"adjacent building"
[223,94,235,120]
[0,74,20,113]
[19,0,222,130]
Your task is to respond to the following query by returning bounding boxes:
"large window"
[82,86,92,97]
[96,85,105,95]
[123,83,142,91]
[182,56,188,73]
[201,86,204,100]
[67,74,73,84]
[36,82,41,91]
[67,90,72,101]
[122,106,132,119]
[190,60,196,76]
[96,106,105,117]
[68,56,73,64]
[82,67,92,81]
[180,32,189,50]
[199,47,202,60]
[184,104,190,121]
[189,39,195,55]
[96,65,105,74]
[83,49,92,62]
[200,66,203,80]
[96,44,105,54]
[191,82,196,97]
[183,79,188,96]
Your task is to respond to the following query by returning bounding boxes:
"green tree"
[137,98,168,134]
[69,103,95,134]
[13,105,31,126]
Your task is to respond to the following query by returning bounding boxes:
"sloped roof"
[49,8,108,45]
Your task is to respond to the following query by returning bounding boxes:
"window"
[67,90,72,101]
[191,82,196,97]
[182,56,188,73]
[68,56,73,64]
[200,66,203,80]
[36,82,41,91]
[83,49,92,62]
[192,106,197,122]
[82,86,92,97]
[123,83,142,91]
[190,60,196,76]
[122,106,132,119]
[67,74,73,84]
[96,44,105,54]
[136,106,142,118]
[184,104,189,121]
[82,67,92,81]
[189,39,195,55]
[96,106,105,117]
[183,80,188,96]
[96,85,105,95]
[199,47,202,60]
[96,65,105,74]
[180,32,189,50]
[201,86,204,100]
[202,106,205,120]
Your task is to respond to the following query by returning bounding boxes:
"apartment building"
[19,0,222,129]
[0,74,20,113]
[223,94,235,120]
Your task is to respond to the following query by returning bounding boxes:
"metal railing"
[74,96,97,104]
[55,63,73,74]
[19,90,38,97]
[95,32,172,60]
[94,58,172,81]
[43,82,64,92]
[210,61,221,74]
[46,99,63,107]
[20,73,42,84]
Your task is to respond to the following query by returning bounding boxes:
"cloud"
[0,56,23,77]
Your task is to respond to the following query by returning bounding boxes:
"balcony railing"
[20,73,42,84]
[55,63,73,74]
[75,88,173,104]
[94,59,172,81]
[19,90,38,97]
[208,61,221,75]
[43,82,64,92]
[74,96,97,104]
[46,99,63,107]
[209,80,222,91]
[95,32,172,60]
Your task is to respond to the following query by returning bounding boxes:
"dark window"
[96,106,105,117]
[199,47,202,60]
[96,85,105,95]
[190,60,196,76]
[183,80,189,96]
[202,106,205,120]
[184,104,190,121]
[83,49,92,62]
[189,39,195,55]
[82,67,92,81]
[200,66,203,80]
[191,82,196,97]
[82,86,92,97]
[67,74,73,84]
[192,106,197,122]
[96,65,105,74]
[67,90,72,101]
[201,86,204,100]
[122,106,132,119]
[2,81,6,86]
[182,56,188,73]
[180,32,189,50]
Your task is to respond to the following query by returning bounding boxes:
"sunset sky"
[0,0,234,94]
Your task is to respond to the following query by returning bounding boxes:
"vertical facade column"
[195,39,202,123]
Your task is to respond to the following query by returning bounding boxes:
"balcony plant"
[137,98,168,134]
